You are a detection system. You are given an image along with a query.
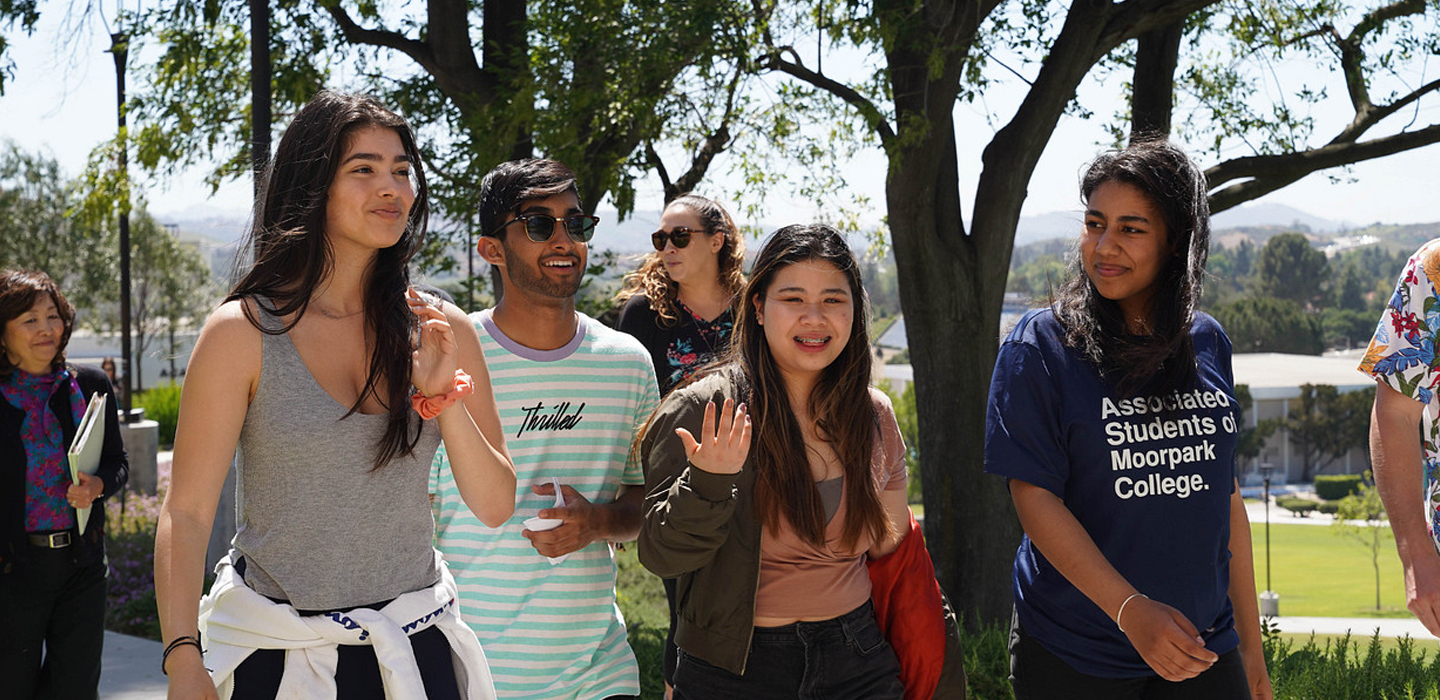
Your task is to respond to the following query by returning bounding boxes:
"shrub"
[1278,497,1320,517]
[1317,501,1341,515]
[1316,474,1365,500]
[949,617,1440,699]
[1264,622,1440,699]
[135,382,182,447]
[104,480,165,641]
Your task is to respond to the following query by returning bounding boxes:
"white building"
[1232,351,1374,485]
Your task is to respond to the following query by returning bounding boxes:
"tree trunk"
[249,0,271,190]
[888,154,1021,626]
[1130,20,1183,141]
[879,0,1020,628]
[481,0,531,160]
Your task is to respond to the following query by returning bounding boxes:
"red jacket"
[869,511,962,699]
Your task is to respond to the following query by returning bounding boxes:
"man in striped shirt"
[430,158,660,699]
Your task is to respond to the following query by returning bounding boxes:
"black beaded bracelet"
[161,635,203,675]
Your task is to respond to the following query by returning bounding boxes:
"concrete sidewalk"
[1266,615,1436,640]
[101,631,166,699]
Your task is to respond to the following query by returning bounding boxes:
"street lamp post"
[108,30,134,420]
[1259,458,1280,617]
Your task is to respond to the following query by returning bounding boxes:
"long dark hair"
[228,90,430,470]
[0,269,76,380]
[727,224,891,550]
[1053,139,1210,397]
[614,194,746,326]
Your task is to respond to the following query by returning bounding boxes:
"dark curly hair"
[614,194,746,325]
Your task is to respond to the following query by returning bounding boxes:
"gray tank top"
[230,305,442,610]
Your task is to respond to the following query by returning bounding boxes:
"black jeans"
[673,600,904,700]
[663,576,680,685]
[0,542,108,700]
[231,624,461,700]
[1009,615,1251,700]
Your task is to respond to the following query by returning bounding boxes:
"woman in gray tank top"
[154,91,516,700]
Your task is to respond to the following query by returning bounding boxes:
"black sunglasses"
[651,226,706,251]
[490,213,599,243]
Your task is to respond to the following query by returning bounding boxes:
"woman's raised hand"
[675,398,751,475]
[408,288,458,397]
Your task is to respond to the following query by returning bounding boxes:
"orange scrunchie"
[410,370,474,419]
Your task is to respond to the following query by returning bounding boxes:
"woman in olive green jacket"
[638,224,911,700]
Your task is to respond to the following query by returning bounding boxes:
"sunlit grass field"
[1250,521,1410,618]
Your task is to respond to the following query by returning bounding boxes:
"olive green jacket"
[637,372,761,676]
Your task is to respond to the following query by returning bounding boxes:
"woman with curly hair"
[616,194,745,395]
[615,194,744,694]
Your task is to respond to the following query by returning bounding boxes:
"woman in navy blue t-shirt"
[985,140,1271,700]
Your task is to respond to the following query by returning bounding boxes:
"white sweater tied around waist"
[198,551,497,700]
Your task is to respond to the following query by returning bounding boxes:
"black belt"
[27,531,73,548]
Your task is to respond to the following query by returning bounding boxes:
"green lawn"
[617,546,669,699]
[1251,521,1411,618]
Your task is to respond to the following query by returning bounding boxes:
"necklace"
[313,304,364,320]
[676,298,729,355]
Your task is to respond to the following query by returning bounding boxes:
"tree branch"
[1101,0,1225,58]
[1337,0,1429,122]
[1207,123,1440,212]
[1351,0,1428,42]
[759,49,896,148]
[323,3,437,76]
[670,64,744,199]
[1340,77,1440,142]
[645,142,674,198]
[672,122,731,199]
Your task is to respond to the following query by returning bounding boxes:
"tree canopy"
[1256,232,1330,308]
[0,141,215,354]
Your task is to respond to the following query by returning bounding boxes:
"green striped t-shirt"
[430,309,659,700]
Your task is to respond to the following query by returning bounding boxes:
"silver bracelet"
[1116,592,1149,633]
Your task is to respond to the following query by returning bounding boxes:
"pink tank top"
[753,391,907,622]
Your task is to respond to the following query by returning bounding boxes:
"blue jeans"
[674,600,904,700]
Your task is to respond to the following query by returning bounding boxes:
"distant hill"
[1013,202,1355,247]
[155,205,776,255]
[1210,203,1350,233]
[157,205,251,244]
[160,201,1432,264]
[1332,221,1440,253]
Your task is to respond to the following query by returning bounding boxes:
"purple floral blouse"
[0,368,85,532]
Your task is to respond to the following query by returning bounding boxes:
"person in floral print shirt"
[1362,237,1440,638]
[615,194,746,395]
